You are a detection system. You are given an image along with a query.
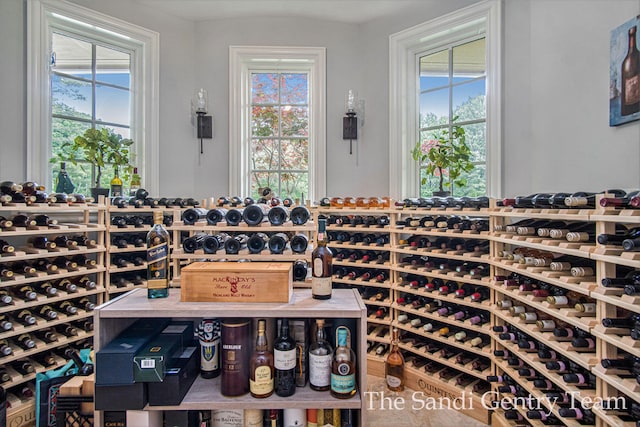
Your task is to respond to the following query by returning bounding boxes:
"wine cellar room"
[2,0,640,426]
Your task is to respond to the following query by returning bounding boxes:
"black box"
[164,410,199,427]
[102,411,126,427]
[133,334,182,382]
[161,321,196,348]
[96,318,171,385]
[148,346,199,406]
[95,383,147,411]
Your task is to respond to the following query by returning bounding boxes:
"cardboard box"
[148,346,199,406]
[94,383,147,411]
[96,318,171,385]
[133,334,182,382]
[180,261,293,303]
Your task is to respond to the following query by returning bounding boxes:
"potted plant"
[51,127,134,199]
[411,121,474,197]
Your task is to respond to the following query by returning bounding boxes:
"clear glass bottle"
[385,328,405,391]
[330,326,357,399]
[110,166,123,197]
[311,218,333,299]
[249,319,274,398]
[146,211,170,298]
[129,167,141,196]
[309,319,333,391]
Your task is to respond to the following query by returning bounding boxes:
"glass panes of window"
[418,37,486,196]
[250,72,309,201]
[50,31,132,192]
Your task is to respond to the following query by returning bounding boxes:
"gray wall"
[1,0,640,199]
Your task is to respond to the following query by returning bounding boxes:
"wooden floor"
[364,375,490,427]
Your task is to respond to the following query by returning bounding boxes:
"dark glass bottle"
[622,25,640,116]
[247,232,269,254]
[147,211,170,299]
[273,319,296,397]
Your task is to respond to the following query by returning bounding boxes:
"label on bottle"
[386,374,402,388]
[625,75,640,105]
[201,338,220,373]
[274,348,296,370]
[250,366,273,395]
[211,410,243,427]
[147,242,168,289]
[243,409,263,427]
[312,257,325,276]
[312,276,332,297]
[309,353,332,387]
[331,371,355,394]
[110,184,123,197]
[283,408,307,427]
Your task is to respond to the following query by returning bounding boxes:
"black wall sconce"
[192,88,213,154]
[342,89,363,154]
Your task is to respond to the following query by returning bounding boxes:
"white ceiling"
[133,0,428,23]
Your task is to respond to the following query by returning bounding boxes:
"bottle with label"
[146,211,170,298]
[129,167,141,197]
[385,327,405,391]
[221,319,250,396]
[55,162,75,194]
[273,318,296,397]
[330,326,357,399]
[311,218,333,299]
[249,319,274,398]
[309,319,333,391]
[199,318,221,379]
[110,166,123,197]
[622,25,640,116]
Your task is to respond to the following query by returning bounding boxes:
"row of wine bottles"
[401,236,490,253]
[0,255,97,279]
[0,298,95,330]
[399,256,490,277]
[328,231,389,246]
[0,235,96,256]
[194,407,358,427]
[496,272,596,309]
[399,215,489,231]
[399,277,490,301]
[398,196,490,209]
[319,196,392,209]
[334,249,390,263]
[111,214,173,228]
[501,189,639,209]
[111,189,200,208]
[181,204,311,226]
[0,277,97,305]
[181,231,310,255]
[0,180,93,205]
[325,214,390,227]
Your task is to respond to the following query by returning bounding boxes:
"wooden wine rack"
[0,200,105,426]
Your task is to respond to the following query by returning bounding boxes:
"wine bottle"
[16,309,37,325]
[249,319,274,398]
[385,328,404,391]
[181,207,208,225]
[147,211,170,298]
[289,234,308,254]
[15,333,35,350]
[289,206,310,225]
[622,25,640,116]
[273,318,296,397]
[225,234,248,254]
[110,166,123,197]
[292,259,308,281]
[330,326,356,399]
[267,205,288,226]
[243,203,270,226]
[312,219,333,300]
[0,239,14,254]
[225,208,244,226]
[0,290,12,306]
[309,319,333,391]
[268,233,289,254]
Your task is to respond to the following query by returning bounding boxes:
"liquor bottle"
[289,206,310,225]
[249,319,274,398]
[247,232,269,254]
[181,207,208,225]
[110,166,123,197]
[225,234,248,254]
[309,319,333,391]
[268,233,289,254]
[289,234,309,254]
[129,167,141,196]
[273,318,296,397]
[147,211,170,298]
[330,326,356,399]
[385,328,404,392]
[311,218,333,300]
[622,25,640,116]
[267,205,288,226]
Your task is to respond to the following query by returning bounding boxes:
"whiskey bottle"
[273,318,296,397]
[309,319,333,391]
[249,319,274,398]
[385,328,404,392]
[311,218,333,299]
[330,326,356,399]
[147,211,170,298]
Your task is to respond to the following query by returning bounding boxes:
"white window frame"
[27,0,160,194]
[229,46,326,201]
[389,0,502,199]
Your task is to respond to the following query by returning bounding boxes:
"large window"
[418,37,486,197]
[229,46,326,202]
[389,1,502,199]
[250,72,309,201]
[50,32,132,193]
[28,0,159,194]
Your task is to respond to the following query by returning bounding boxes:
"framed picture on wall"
[610,15,640,126]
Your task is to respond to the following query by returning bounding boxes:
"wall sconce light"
[342,89,364,154]
[192,88,213,154]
